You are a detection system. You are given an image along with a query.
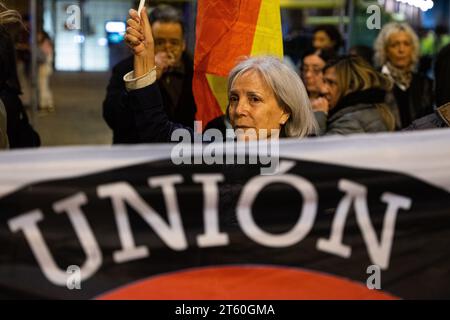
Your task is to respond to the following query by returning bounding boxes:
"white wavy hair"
[227,56,318,138]
[374,22,420,69]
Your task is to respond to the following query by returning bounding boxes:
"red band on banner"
[97,266,398,300]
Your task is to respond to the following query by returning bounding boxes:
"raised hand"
[311,97,330,114]
[125,7,155,78]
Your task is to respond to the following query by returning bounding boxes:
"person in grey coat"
[312,56,395,135]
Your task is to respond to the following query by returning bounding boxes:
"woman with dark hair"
[406,44,450,130]
[314,55,395,135]
[0,6,40,149]
[299,48,336,117]
[312,25,343,54]
[299,48,336,100]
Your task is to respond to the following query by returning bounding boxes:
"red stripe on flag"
[193,72,224,127]
[193,0,263,127]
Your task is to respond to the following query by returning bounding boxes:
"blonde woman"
[313,55,395,135]
[374,22,434,129]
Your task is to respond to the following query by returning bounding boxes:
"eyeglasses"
[300,66,323,75]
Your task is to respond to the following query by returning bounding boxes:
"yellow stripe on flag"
[206,74,229,114]
[207,0,283,115]
[251,0,283,58]
[195,0,283,123]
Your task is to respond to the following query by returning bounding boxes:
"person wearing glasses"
[300,49,337,98]
[103,4,196,144]
[299,49,336,119]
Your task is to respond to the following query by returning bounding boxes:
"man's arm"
[126,79,193,143]
[102,58,132,131]
[122,7,194,143]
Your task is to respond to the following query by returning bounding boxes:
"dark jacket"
[386,72,434,129]
[315,89,391,135]
[405,102,450,131]
[126,82,193,143]
[0,86,40,148]
[0,99,7,148]
[121,78,231,143]
[102,52,196,144]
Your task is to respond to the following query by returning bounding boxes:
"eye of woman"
[229,95,239,104]
[249,94,262,103]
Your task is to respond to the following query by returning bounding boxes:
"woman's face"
[301,54,326,96]
[321,67,340,110]
[313,31,334,50]
[228,70,290,140]
[386,31,414,70]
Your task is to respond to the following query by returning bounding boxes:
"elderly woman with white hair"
[374,22,434,129]
[122,8,317,142]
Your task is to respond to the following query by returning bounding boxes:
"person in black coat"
[405,44,450,131]
[0,21,40,149]
[103,4,196,144]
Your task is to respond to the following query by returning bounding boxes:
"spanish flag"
[193,0,283,128]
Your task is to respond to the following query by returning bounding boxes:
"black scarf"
[329,88,387,117]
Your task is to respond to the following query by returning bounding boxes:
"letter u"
[8,193,102,286]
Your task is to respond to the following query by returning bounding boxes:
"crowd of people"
[0,3,449,150]
[118,4,450,143]
[303,21,450,132]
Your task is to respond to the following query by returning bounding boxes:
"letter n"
[317,180,411,269]
[97,177,187,264]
